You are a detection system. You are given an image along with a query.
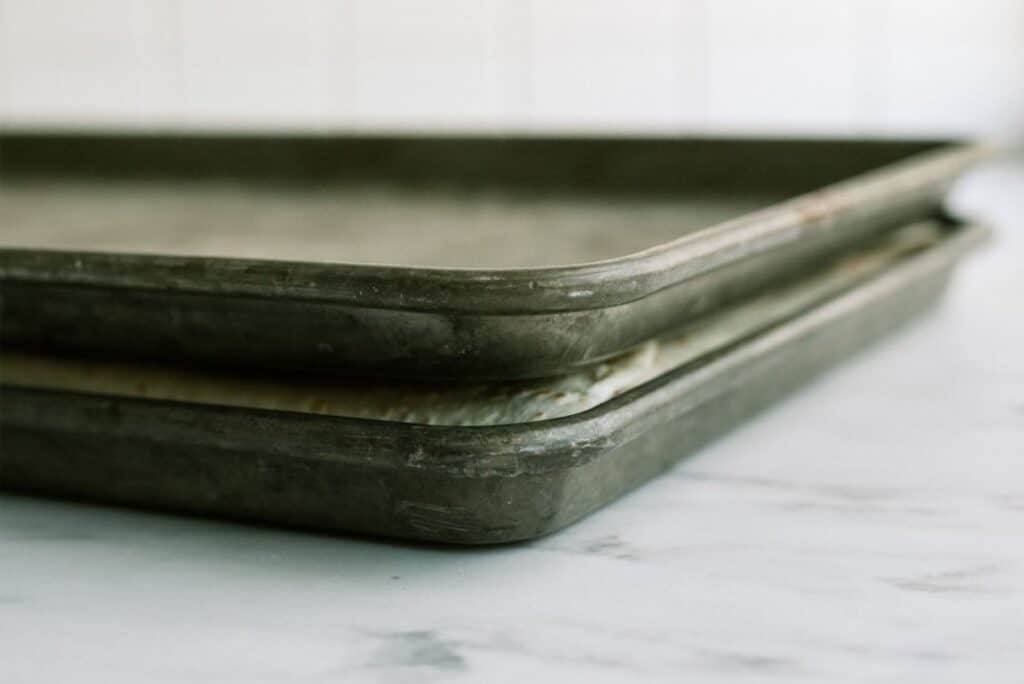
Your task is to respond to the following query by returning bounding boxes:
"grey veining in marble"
[1,159,1022,683]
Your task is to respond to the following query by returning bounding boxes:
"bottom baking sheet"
[0,221,987,543]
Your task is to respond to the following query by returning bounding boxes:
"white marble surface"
[1,158,1022,683]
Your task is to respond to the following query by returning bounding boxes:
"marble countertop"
[2,158,1021,683]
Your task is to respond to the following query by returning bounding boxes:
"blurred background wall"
[0,0,1021,138]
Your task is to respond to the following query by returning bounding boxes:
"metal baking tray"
[0,135,987,380]
[0,220,987,543]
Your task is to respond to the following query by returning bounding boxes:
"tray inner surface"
[0,182,775,268]
[0,137,944,269]
[1,222,945,425]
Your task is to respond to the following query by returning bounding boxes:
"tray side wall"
[0,200,952,381]
[0,135,944,193]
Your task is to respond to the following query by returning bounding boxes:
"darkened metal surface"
[0,222,988,543]
[0,135,988,380]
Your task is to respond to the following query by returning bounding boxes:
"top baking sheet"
[0,136,986,380]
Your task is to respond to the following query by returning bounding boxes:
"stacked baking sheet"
[0,136,989,543]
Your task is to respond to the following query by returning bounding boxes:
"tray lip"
[0,138,991,315]
[0,221,989,479]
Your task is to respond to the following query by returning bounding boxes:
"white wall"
[0,0,1021,137]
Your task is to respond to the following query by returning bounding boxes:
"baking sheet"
[0,136,987,380]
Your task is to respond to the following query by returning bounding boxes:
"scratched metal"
[0,136,989,380]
